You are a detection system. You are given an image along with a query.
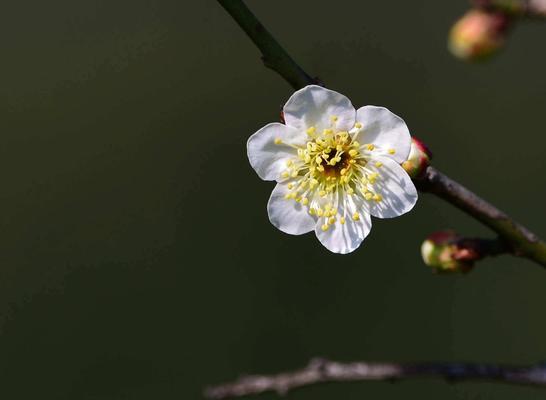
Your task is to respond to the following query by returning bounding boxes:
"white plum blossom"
[247,85,418,254]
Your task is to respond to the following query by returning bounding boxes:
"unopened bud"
[448,9,512,62]
[402,137,432,178]
[421,231,480,273]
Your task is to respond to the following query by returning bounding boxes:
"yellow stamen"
[274,138,283,145]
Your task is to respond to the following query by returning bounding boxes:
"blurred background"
[0,1,545,399]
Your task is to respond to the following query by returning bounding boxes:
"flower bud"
[448,9,512,62]
[402,137,432,178]
[421,231,478,273]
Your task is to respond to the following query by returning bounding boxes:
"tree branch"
[217,0,315,89]
[217,0,546,268]
[416,167,546,267]
[204,358,546,398]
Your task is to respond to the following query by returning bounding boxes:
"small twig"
[416,167,546,267]
[473,0,546,18]
[204,358,546,398]
[217,0,315,89]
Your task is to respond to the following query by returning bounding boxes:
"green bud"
[421,231,477,273]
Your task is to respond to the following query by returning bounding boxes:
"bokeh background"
[1,1,545,399]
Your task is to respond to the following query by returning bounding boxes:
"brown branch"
[217,0,315,89]
[204,358,546,398]
[416,167,546,267]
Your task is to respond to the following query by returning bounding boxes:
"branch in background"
[217,0,546,268]
[473,0,546,18]
[205,358,546,399]
[217,0,315,89]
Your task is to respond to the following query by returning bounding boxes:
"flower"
[247,85,418,254]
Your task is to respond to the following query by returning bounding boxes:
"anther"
[352,212,360,221]
[274,138,283,145]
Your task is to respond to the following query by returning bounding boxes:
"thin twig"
[416,167,546,267]
[205,358,546,398]
[473,0,546,17]
[217,0,315,89]
[216,0,546,268]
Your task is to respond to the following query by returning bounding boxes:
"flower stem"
[217,0,546,268]
[217,0,315,89]
[204,358,546,398]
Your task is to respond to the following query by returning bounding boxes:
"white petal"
[364,155,418,219]
[247,123,304,181]
[267,182,316,235]
[283,85,356,133]
[356,106,411,163]
[315,195,372,254]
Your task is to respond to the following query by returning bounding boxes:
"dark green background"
[1,1,545,399]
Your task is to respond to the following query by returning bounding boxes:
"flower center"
[276,123,386,232]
